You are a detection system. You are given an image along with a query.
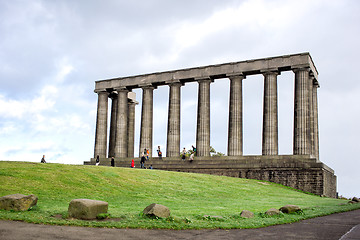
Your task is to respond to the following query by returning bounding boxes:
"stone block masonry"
[88,52,336,198]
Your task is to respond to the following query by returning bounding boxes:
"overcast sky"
[0,0,359,198]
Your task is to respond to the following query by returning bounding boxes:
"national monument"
[85,52,336,198]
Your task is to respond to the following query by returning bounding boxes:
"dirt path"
[1,209,359,240]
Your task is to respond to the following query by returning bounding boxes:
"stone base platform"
[84,155,336,198]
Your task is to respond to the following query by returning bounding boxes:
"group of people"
[181,145,196,162]
[93,144,197,168]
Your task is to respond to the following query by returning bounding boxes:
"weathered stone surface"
[352,197,359,203]
[143,203,170,218]
[265,208,280,216]
[68,199,108,220]
[0,194,38,211]
[240,210,254,218]
[279,205,302,214]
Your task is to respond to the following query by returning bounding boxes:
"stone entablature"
[95,52,318,91]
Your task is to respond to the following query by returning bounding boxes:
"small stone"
[348,201,357,204]
[143,203,170,218]
[265,208,280,216]
[240,210,254,218]
[68,199,108,220]
[279,205,302,213]
[0,194,38,211]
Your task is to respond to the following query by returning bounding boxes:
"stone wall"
[84,155,337,198]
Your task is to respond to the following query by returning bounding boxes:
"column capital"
[292,66,311,73]
[139,84,156,90]
[114,87,129,92]
[195,77,214,83]
[94,89,108,94]
[165,80,184,86]
[227,74,246,80]
[261,69,280,76]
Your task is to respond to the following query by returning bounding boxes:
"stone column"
[94,90,108,158]
[127,98,136,158]
[139,85,154,158]
[313,81,320,160]
[108,92,118,158]
[262,71,279,155]
[166,81,182,157]
[196,78,211,157]
[309,75,315,157]
[293,68,311,155]
[114,88,129,158]
[228,75,244,156]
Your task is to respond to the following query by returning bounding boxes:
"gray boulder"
[68,199,108,220]
[265,208,280,216]
[279,205,302,213]
[0,194,38,211]
[352,197,359,203]
[143,203,170,218]
[240,210,254,218]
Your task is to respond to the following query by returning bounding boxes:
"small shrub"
[96,213,110,220]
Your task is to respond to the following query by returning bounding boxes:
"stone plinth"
[68,199,108,220]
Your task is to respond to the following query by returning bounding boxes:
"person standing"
[146,149,150,160]
[111,157,115,167]
[192,145,197,156]
[140,154,146,168]
[157,146,162,159]
[40,155,46,163]
[95,155,100,166]
[130,159,135,168]
[181,147,186,161]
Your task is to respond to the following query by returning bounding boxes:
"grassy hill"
[0,161,358,229]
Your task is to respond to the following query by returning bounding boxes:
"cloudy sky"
[0,0,359,197]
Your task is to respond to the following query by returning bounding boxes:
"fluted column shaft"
[114,89,129,158]
[228,75,244,156]
[196,79,211,157]
[166,82,181,157]
[262,72,278,155]
[309,76,315,157]
[313,82,320,160]
[108,93,118,158]
[139,86,154,157]
[127,100,136,158]
[293,68,311,155]
[94,91,108,158]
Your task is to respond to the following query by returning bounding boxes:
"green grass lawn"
[0,161,359,229]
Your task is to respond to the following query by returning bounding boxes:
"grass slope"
[0,161,358,229]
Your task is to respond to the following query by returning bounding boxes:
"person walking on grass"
[40,155,46,163]
[130,159,135,168]
[111,157,115,167]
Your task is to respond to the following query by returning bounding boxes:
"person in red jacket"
[130,159,135,168]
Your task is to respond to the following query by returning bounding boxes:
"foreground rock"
[143,203,170,218]
[279,205,302,213]
[0,194,38,211]
[240,210,254,218]
[68,199,108,220]
[352,197,359,203]
[265,208,280,216]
